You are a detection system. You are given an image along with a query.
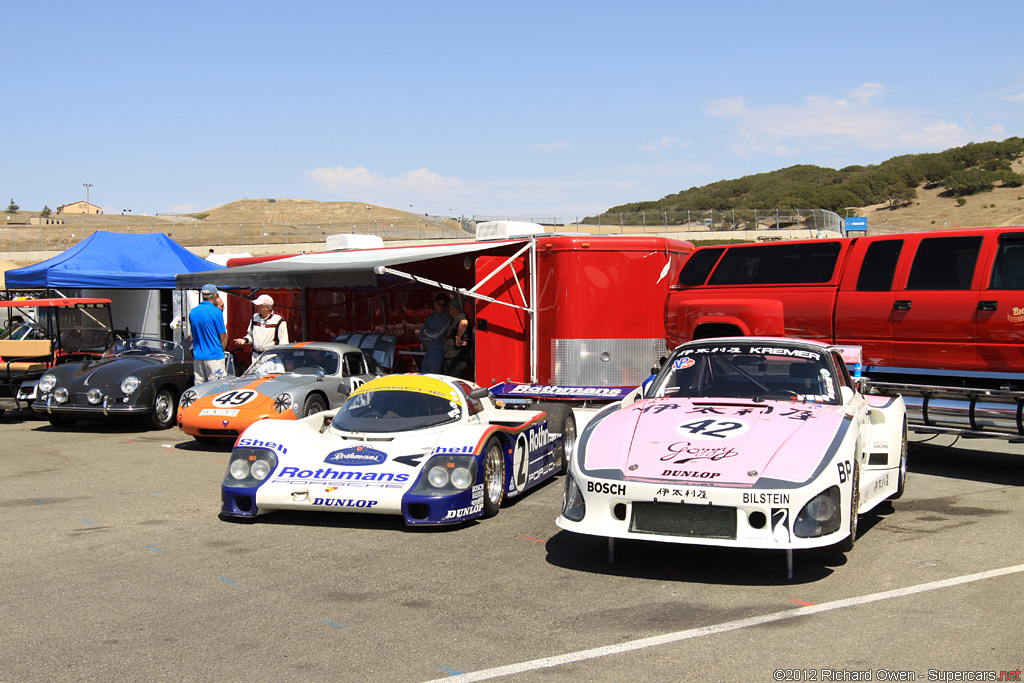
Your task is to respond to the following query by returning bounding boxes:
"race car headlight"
[38,374,56,393]
[412,455,477,495]
[180,389,197,408]
[53,387,69,404]
[87,388,103,404]
[794,486,842,538]
[121,376,140,395]
[561,474,586,522]
[223,448,279,488]
[273,392,293,413]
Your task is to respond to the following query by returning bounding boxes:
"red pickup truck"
[664,226,1024,439]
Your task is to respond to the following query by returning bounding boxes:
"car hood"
[194,373,314,399]
[581,397,849,486]
[64,356,166,386]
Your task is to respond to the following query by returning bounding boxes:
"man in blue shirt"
[189,283,228,384]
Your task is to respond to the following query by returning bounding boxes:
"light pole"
[83,183,93,212]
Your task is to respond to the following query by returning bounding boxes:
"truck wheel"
[482,437,505,517]
[830,460,860,553]
[538,403,576,474]
[891,417,908,500]
[148,388,177,430]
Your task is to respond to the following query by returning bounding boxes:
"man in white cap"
[189,283,228,384]
[234,294,289,354]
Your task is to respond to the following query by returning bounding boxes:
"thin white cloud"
[997,92,1024,102]
[641,136,680,153]
[305,166,462,194]
[706,83,976,155]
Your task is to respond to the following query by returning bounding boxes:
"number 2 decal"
[675,418,750,440]
[213,390,258,407]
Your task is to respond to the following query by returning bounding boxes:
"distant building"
[57,202,102,215]
[30,216,66,225]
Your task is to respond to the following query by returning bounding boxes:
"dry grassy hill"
[187,198,462,230]
[860,160,1024,232]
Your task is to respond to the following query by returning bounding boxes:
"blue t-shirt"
[189,300,226,361]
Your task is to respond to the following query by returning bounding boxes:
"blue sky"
[3,1,1023,219]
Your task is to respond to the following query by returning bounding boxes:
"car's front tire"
[482,437,505,517]
[147,388,178,430]
[891,416,908,500]
[302,394,327,417]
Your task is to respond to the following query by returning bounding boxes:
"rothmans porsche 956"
[556,338,907,569]
[220,374,576,525]
[177,341,383,443]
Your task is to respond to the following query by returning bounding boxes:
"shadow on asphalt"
[908,438,1024,487]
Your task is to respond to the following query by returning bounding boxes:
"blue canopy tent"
[4,231,223,289]
[3,231,226,341]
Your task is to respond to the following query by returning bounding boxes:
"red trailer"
[177,233,693,391]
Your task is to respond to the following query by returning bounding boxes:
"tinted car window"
[708,242,842,285]
[989,233,1024,290]
[856,240,903,292]
[678,248,725,286]
[906,235,982,290]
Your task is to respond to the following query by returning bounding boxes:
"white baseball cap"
[253,294,274,306]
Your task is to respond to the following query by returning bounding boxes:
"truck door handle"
[894,300,912,311]
[978,300,998,312]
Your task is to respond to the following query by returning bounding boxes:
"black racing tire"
[302,394,328,417]
[831,460,860,553]
[482,437,505,518]
[147,388,178,430]
[47,414,77,428]
[537,402,576,475]
[891,416,909,500]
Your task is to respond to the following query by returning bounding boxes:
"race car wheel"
[302,394,327,417]
[47,414,77,428]
[831,460,860,553]
[891,416,909,500]
[537,403,576,474]
[148,388,177,430]
[482,437,505,517]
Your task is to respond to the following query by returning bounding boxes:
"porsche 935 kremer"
[221,374,577,525]
[178,341,382,443]
[556,338,907,564]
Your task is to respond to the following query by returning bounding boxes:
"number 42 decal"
[675,418,750,440]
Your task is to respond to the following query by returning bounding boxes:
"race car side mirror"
[468,387,489,400]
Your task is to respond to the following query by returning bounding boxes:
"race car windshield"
[331,389,462,433]
[245,349,337,376]
[102,338,181,359]
[651,344,840,404]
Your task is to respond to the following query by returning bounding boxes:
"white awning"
[175,240,526,290]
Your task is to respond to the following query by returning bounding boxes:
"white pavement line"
[422,562,1024,683]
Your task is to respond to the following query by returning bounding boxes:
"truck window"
[678,248,725,286]
[905,235,982,290]
[856,240,903,291]
[989,234,1024,290]
[707,242,841,286]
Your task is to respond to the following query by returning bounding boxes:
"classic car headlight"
[793,486,842,538]
[223,448,279,487]
[38,374,56,393]
[180,389,197,408]
[121,376,140,395]
[561,474,586,521]
[87,388,103,405]
[53,387,69,404]
[273,392,293,413]
[412,455,477,495]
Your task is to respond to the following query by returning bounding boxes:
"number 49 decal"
[675,418,750,440]
[213,390,258,407]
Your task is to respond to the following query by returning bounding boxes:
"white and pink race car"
[556,337,907,570]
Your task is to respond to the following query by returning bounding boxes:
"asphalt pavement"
[1,409,1021,683]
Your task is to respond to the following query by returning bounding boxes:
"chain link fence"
[0,215,476,253]
[473,208,843,234]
